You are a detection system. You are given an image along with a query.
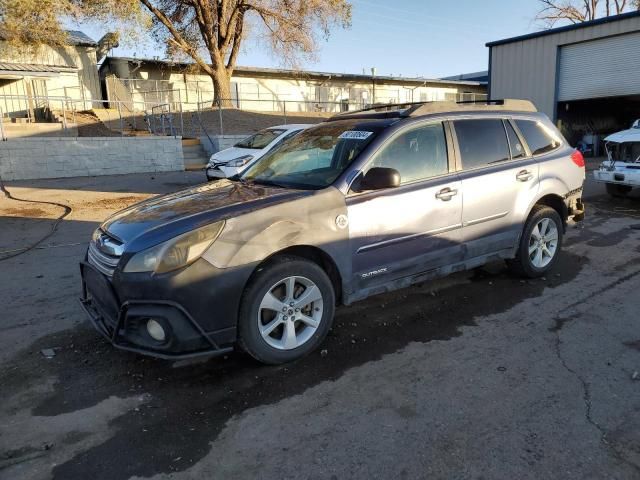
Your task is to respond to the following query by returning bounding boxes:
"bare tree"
[536,0,639,26]
[0,0,352,106]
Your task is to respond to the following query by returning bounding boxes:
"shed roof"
[65,30,97,47]
[102,56,485,88]
[0,29,96,47]
[486,10,640,47]
[0,62,77,75]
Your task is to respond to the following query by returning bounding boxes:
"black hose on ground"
[0,174,72,262]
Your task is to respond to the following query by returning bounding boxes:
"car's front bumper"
[206,166,226,181]
[79,257,254,359]
[593,168,640,187]
[206,164,243,181]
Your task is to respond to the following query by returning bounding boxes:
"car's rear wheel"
[508,205,563,278]
[238,256,335,364]
[605,183,632,198]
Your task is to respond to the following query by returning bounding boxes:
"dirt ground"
[1,168,640,480]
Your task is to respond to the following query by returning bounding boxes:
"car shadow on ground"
[1,253,586,480]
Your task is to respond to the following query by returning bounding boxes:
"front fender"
[202,186,351,282]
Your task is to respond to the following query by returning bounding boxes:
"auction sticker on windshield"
[339,131,373,140]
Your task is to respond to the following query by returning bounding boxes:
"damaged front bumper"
[593,164,640,188]
[79,259,246,360]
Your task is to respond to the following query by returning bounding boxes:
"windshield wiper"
[244,178,282,187]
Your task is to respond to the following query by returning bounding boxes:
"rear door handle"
[516,169,533,182]
[435,187,458,201]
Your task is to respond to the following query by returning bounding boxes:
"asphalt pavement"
[1,170,639,480]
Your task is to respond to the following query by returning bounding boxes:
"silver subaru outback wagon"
[80,100,585,364]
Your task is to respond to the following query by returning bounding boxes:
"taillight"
[571,150,585,168]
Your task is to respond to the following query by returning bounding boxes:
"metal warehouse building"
[487,11,640,143]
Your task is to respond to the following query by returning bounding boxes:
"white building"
[0,31,102,120]
[100,57,487,114]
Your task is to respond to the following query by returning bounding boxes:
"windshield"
[235,129,286,149]
[239,120,382,189]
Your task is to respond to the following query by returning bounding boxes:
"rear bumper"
[565,188,585,222]
[569,198,585,222]
[79,257,253,359]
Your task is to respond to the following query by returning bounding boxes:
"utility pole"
[371,67,376,105]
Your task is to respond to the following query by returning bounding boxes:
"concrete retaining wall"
[0,136,184,181]
[200,135,247,156]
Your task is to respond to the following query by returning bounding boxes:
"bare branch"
[536,0,637,26]
[139,0,216,73]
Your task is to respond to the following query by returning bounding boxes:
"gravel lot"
[1,169,639,480]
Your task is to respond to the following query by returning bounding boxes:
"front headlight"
[227,155,254,168]
[123,221,224,274]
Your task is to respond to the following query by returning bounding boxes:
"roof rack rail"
[331,101,426,118]
[327,99,537,121]
[403,99,537,117]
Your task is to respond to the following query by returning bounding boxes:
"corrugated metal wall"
[489,15,640,120]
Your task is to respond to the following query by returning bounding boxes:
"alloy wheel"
[257,276,324,350]
[528,218,559,268]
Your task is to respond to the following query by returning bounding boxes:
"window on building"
[368,122,449,184]
[515,119,560,155]
[505,121,526,160]
[453,119,510,169]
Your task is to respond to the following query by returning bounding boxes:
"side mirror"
[359,167,401,191]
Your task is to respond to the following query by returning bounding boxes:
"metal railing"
[0,92,489,140]
[0,94,175,138]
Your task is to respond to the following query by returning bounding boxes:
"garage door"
[558,31,640,101]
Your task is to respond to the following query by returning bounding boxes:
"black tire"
[508,205,563,278]
[605,183,632,198]
[237,255,335,364]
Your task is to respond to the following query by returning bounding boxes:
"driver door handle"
[516,169,534,182]
[435,187,458,201]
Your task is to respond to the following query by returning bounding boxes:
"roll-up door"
[558,31,640,101]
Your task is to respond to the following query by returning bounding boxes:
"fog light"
[146,319,166,342]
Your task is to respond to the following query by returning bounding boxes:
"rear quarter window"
[515,119,561,155]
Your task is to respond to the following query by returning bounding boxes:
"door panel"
[453,118,539,259]
[347,177,463,291]
[459,160,538,257]
[345,121,463,292]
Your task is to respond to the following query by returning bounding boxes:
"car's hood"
[101,180,310,251]
[210,147,263,163]
[605,128,640,143]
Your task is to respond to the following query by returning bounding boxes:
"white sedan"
[206,124,312,181]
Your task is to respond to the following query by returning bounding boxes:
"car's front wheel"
[508,206,563,278]
[238,256,335,364]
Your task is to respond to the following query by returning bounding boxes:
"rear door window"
[453,119,510,170]
[515,120,560,155]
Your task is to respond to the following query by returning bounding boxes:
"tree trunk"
[210,68,234,108]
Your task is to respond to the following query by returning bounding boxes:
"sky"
[75,0,546,79]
